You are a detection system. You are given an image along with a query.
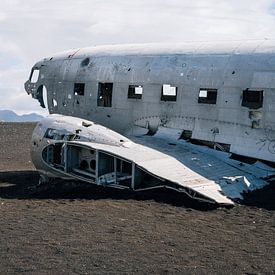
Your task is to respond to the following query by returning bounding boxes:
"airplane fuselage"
[25,42,275,162]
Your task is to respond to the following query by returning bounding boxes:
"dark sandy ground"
[0,122,274,274]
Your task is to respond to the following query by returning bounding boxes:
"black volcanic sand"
[0,122,274,274]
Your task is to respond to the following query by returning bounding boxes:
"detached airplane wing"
[31,115,274,206]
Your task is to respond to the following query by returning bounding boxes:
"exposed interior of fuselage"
[33,113,274,206]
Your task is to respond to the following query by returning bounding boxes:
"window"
[44,128,76,141]
[242,89,263,109]
[161,84,177,102]
[30,69,40,83]
[198,88,217,104]
[74,83,85,96]
[97,83,113,107]
[128,85,143,99]
[36,85,48,109]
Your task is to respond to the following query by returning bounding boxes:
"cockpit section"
[25,63,48,108]
[25,66,40,94]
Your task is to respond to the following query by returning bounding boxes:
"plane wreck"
[31,115,273,205]
[25,41,275,205]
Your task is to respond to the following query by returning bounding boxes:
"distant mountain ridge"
[0,110,44,122]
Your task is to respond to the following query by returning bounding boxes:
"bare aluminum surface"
[25,41,275,162]
[31,115,274,205]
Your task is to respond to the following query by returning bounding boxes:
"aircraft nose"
[25,67,40,94]
[24,79,34,95]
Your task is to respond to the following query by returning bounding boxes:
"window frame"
[97,82,113,107]
[30,68,40,83]
[128,85,143,99]
[241,89,263,109]
[161,84,178,102]
[198,88,217,105]
[74,83,85,96]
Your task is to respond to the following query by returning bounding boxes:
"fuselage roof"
[48,40,275,61]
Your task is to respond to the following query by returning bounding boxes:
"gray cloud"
[1,0,275,114]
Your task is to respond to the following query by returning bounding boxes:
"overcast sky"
[1,0,275,115]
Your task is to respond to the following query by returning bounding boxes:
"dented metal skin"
[31,115,233,205]
[31,115,131,180]
[25,41,275,163]
[31,115,237,205]
[30,114,274,205]
[25,41,275,205]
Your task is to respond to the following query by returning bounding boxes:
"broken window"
[97,83,113,107]
[242,89,263,109]
[74,83,85,96]
[161,84,177,102]
[36,85,48,109]
[128,85,143,99]
[44,128,64,140]
[44,128,77,141]
[42,86,48,109]
[198,88,217,104]
[30,69,40,83]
